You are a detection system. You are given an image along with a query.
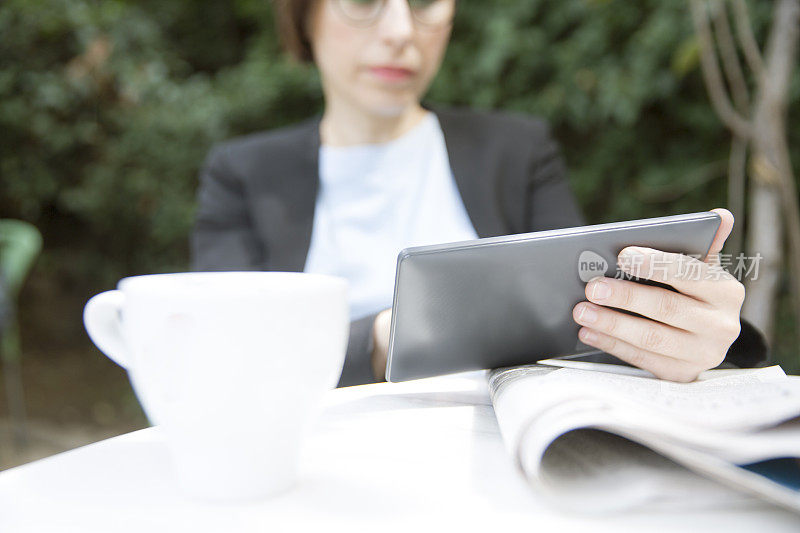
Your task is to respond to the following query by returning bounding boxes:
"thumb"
[705,208,734,265]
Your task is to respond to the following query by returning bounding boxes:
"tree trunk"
[741,0,800,342]
[742,181,782,339]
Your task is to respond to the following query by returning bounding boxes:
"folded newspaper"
[488,363,800,513]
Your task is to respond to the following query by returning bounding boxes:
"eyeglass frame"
[329,0,458,30]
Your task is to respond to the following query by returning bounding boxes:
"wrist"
[371,309,392,381]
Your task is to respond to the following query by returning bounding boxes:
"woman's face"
[308,0,454,116]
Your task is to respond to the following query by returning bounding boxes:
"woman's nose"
[375,0,415,48]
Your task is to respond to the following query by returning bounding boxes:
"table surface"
[1,371,798,532]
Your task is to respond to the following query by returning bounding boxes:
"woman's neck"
[320,101,428,147]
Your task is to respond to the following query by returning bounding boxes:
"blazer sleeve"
[341,313,379,386]
[525,123,768,368]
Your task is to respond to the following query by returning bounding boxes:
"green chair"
[0,220,43,448]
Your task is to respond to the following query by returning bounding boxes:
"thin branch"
[711,0,750,113]
[711,0,749,261]
[726,135,747,259]
[759,0,800,106]
[690,0,753,139]
[733,0,765,76]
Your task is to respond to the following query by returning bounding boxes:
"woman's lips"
[368,66,416,82]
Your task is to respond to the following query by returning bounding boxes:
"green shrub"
[1,0,797,367]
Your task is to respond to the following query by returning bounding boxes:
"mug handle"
[83,290,130,369]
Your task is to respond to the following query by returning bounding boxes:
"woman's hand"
[371,308,393,381]
[571,208,745,382]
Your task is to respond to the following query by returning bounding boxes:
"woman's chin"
[349,87,419,117]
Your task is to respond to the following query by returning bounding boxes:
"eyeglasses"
[331,0,456,29]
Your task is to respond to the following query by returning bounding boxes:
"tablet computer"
[385,211,721,382]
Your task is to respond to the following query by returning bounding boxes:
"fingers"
[573,302,697,362]
[583,276,714,332]
[571,210,742,383]
[616,247,739,305]
[577,327,701,382]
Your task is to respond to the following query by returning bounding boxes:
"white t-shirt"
[303,112,478,320]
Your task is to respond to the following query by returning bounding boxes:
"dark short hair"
[273,0,316,63]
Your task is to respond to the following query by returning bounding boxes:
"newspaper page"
[488,365,800,512]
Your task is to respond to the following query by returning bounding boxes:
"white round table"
[0,372,797,532]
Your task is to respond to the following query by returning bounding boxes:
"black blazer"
[191,107,767,386]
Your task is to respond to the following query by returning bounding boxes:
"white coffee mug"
[83,271,349,502]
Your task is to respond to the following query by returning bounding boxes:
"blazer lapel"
[251,115,321,273]
[285,116,321,272]
[433,108,508,238]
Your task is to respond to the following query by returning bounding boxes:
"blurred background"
[1,0,798,469]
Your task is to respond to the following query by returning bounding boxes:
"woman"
[192,0,766,386]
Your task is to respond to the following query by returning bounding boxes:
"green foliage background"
[1,0,798,367]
